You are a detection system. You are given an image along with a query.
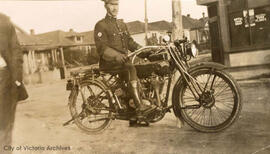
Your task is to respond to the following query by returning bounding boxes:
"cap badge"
[97,32,102,37]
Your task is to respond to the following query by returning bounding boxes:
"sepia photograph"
[0,0,269,153]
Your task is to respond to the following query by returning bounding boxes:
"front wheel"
[173,68,242,133]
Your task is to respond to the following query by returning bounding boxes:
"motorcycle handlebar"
[174,38,188,46]
[127,46,160,58]
[128,46,162,64]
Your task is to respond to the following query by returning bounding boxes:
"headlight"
[190,43,198,57]
[163,35,170,43]
[186,42,198,59]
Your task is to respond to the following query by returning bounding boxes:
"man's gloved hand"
[115,53,128,64]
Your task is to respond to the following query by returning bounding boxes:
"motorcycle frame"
[68,43,205,115]
[127,43,205,110]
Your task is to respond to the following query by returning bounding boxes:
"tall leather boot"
[129,80,155,116]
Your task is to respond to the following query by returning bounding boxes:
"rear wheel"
[174,68,242,132]
[69,80,112,134]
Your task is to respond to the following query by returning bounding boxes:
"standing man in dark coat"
[0,13,24,153]
[94,0,155,126]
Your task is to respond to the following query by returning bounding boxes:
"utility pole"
[172,0,184,128]
[218,0,230,65]
[172,0,183,40]
[144,0,149,45]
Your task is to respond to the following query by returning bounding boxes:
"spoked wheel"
[69,80,112,134]
[175,68,242,132]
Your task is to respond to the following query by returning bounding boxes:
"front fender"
[188,62,227,72]
[175,62,227,89]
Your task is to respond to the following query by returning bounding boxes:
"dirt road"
[5,80,270,154]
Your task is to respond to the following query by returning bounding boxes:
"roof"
[79,31,95,45]
[182,15,204,30]
[17,33,40,46]
[35,30,94,47]
[126,16,204,34]
[126,20,145,35]
[16,29,95,51]
[15,26,50,51]
[149,20,172,31]
[35,30,77,47]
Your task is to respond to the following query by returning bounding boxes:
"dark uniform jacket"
[0,13,24,148]
[0,13,23,83]
[94,15,141,69]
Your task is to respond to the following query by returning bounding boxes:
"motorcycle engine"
[136,61,168,107]
[135,61,170,78]
[116,58,169,111]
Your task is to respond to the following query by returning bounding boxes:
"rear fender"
[81,79,114,106]
[69,79,114,108]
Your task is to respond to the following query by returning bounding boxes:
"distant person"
[0,13,27,153]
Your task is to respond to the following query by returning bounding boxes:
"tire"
[173,68,242,133]
[69,79,112,134]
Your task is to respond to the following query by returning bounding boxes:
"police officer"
[94,0,154,126]
[0,13,24,153]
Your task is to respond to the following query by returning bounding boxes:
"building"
[126,15,208,46]
[16,28,95,84]
[182,14,207,44]
[197,0,270,78]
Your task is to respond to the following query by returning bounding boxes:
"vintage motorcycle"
[64,36,242,134]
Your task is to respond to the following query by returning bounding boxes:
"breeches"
[118,60,138,82]
[100,59,138,82]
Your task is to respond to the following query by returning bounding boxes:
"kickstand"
[63,117,74,126]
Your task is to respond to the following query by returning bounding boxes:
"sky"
[0,0,207,34]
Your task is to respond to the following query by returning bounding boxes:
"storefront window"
[251,6,270,45]
[229,11,250,47]
[228,0,270,49]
